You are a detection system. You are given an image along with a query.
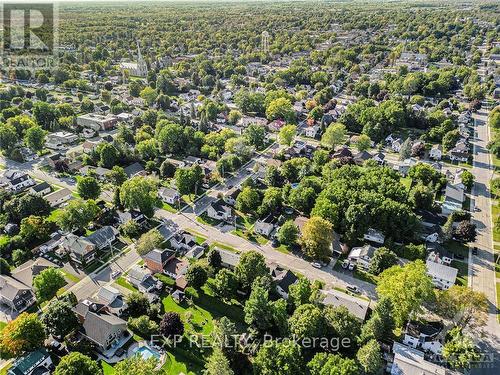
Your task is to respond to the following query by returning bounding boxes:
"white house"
[442,183,464,215]
[223,187,240,206]
[44,188,73,207]
[158,187,180,205]
[1,170,35,193]
[254,216,275,237]
[402,321,444,355]
[127,265,162,293]
[363,228,385,244]
[29,182,51,196]
[391,138,403,152]
[429,144,442,160]
[425,260,458,290]
[304,125,319,138]
[206,200,232,222]
[270,266,298,299]
[46,131,78,149]
[347,245,376,270]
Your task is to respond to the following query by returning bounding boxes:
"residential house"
[448,148,469,162]
[1,170,35,193]
[217,248,241,270]
[76,113,117,131]
[159,187,180,205]
[157,221,178,242]
[389,342,459,375]
[115,210,146,226]
[224,186,241,206]
[143,248,175,274]
[254,216,276,237]
[363,228,385,244]
[425,260,458,290]
[321,289,370,321]
[304,125,319,138]
[46,131,78,149]
[442,183,464,215]
[127,265,163,293]
[73,299,130,358]
[95,285,128,316]
[206,200,233,222]
[270,265,298,299]
[353,151,373,165]
[7,348,53,375]
[332,146,352,159]
[185,246,204,260]
[170,232,197,252]
[44,188,72,207]
[427,249,452,266]
[28,182,51,196]
[61,235,97,266]
[86,226,117,251]
[163,258,189,281]
[123,162,146,178]
[402,321,444,355]
[391,138,403,152]
[46,153,66,169]
[429,144,442,160]
[0,275,36,313]
[372,152,385,165]
[347,245,376,270]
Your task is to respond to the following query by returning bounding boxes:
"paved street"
[470,109,500,374]
[156,208,378,300]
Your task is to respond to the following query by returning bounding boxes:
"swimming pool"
[134,345,160,360]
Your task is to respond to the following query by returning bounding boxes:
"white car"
[311,262,322,269]
[346,285,360,294]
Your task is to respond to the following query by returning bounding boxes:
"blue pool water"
[135,346,160,360]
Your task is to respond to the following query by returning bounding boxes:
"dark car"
[455,253,465,260]
[472,247,478,255]
[271,238,280,248]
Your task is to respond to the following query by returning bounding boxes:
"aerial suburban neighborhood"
[0,0,499,374]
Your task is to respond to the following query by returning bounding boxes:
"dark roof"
[271,266,298,294]
[333,146,352,158]
[416,210,446,226]
[123,162,144,177]
[9,348,51,375]
[31,181,51,193]
[354,151,373,162]
[405,320,443,339]
[210,199,230,213]
[86,226,116,248]
[143,248,175,264]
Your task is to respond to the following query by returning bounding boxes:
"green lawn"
[231,228,268,245]
[0,321,7,333]
[493,203,500,242]
[114,276,137,292]
[275,244,291,254]
[162,202,177,213]
[210,242,240,254]
[400,177,412,192]
[196,213,221,227]
[444,240,469,258]
[451,260,468,287]
[101,361,115,375]
[60,269,81,283]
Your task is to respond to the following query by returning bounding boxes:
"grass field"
[0,321,6,333]
[114,276,137,292]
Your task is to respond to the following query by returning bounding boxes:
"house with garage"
[123,162,146,178]
[270,265,298,299]
[347,244,377,270]
[158,187,180,205]
[372,152,385,165]
[353,151,373,165]
[206,200,233,222]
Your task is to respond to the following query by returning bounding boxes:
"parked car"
[111,270,121,279]
[311,262,322,269]
[472,247,478,255]
[346,285,360,294]
[271,238,280,248]
[455,253,465,260]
